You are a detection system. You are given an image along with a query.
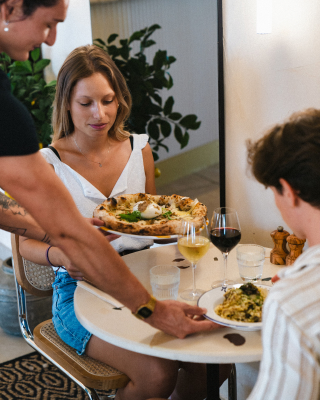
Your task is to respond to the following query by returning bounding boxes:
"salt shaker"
[270,226,290,265]
[285,234,306,266]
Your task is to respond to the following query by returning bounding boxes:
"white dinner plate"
[99,226,178,240]
[197,284,271,331]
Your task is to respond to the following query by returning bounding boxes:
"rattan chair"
[11,233,129,400]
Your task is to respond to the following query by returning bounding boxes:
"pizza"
[93,193,207,236]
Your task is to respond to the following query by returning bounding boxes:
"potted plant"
[0,48,56,147]
[94,24,201,161]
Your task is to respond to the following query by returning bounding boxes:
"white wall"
[90,0,219,162]
[224,0,320,247]
[42,0,92,81]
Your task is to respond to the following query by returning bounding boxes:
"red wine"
[210,228,241,253]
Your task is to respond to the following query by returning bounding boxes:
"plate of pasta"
[197,283,270,331]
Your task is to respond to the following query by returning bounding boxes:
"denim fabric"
[52,272,92,355]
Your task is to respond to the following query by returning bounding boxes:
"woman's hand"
[86,217,120,242]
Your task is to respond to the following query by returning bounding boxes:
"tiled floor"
[0,164,220,364]
[156,163,220,220]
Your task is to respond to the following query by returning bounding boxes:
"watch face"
[138,306,153,319]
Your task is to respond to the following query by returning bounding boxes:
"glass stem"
[192,263,196,295]
[222,252,228,291]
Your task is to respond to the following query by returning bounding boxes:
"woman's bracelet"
[46,245,55,267]
[46,245,64,270]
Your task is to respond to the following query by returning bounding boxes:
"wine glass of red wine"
[210,207,241,291]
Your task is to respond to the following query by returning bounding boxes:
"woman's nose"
[92,103,104,120]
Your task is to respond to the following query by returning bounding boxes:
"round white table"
[74,243,282,399]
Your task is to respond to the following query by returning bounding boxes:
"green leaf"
[152,151,159,161]
[163,96,174,116]
[167,56,176,65]
[167,73,173,89]
[1,52,11,63]
[189,121,201,130]
[153,50,167,71]
[160,120,172,138]
[34,59,50,73]
[94,38,106,45]
[119,211,142,222]
[151,93,162,105]
[162,210,172,219]
[45,80,57,88]
[31,109,45,121]
[129,30,145,44]
[158,142,169,152]
[174,125,183,142]
[107,34,118,44]
[168,112,182,121]
[180,132,190,149]
[148,120,160,140]
[142,39,156,49]
[31,48,40,62]
[147,24,161,32]
[179,114,198,128]
[10,60,32,74]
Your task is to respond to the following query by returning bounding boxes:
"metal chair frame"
[11,233,129,400]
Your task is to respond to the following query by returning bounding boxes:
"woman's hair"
[52,45,132,142]
[247,108,320,208]
[0,0,59,17]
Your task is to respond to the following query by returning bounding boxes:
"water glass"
[237,244,265,282]
[150,265,180,300]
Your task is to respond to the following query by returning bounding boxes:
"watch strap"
[132,295,157,320]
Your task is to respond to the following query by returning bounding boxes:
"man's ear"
[1,0,24,21]
[279,178,300,207]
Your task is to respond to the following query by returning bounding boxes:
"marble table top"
[75,243,283,364]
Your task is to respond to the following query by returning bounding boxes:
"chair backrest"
[11,234,55,297]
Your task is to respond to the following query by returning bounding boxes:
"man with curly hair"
[247,108,320,400]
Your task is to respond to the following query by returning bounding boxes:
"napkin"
[77,280,124,309]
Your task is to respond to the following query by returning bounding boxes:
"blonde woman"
[18,45,217,400]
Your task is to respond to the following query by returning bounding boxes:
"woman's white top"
[40,133,153,265]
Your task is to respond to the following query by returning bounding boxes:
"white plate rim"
[197,283,271,331]
[99,226,178,240]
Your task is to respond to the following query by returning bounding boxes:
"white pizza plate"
[197,283,271,331]
[99,226,178,240]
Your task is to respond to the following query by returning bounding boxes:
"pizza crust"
[93,193,207,236]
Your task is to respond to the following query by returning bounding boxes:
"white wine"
[177,237,210,263]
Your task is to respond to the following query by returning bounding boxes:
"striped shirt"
[248,245,320,400]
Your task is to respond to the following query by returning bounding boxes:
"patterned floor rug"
[0,352,116,399]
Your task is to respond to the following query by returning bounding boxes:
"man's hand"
[146,300,220,338]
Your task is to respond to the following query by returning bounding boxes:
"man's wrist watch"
[132,295,157,320]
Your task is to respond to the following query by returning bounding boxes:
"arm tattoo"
[0,224,27,236]
[0,193,50,243]
[0,192,28,216]
[41,233,51,244]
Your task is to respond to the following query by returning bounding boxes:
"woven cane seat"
[34,320,129,390]
[23,259,55,291]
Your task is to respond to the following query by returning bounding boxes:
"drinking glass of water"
[236,244,265,282]
[150,265,180,300]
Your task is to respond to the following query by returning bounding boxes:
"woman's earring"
[4,21,9,32]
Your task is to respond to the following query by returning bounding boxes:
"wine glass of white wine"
[177,217,210,301]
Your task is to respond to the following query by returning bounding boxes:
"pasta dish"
[214,283,268,323]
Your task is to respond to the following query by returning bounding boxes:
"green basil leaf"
[119,211,142,222]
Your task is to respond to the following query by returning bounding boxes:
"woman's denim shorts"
[52,272,92,355]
